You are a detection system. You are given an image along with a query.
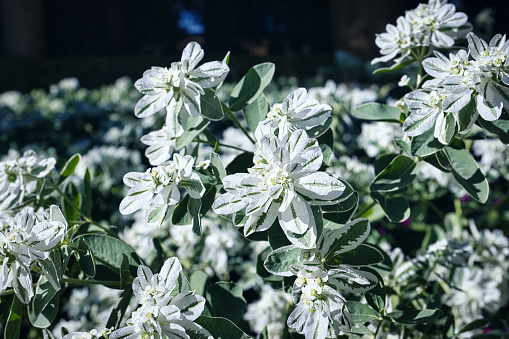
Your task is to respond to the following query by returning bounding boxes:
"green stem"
[354,200,376,219]
[222,103,256,144]
[61,278,121,287]
[421,198,446,220]
[373,319,384,338]
[195,138,251,153]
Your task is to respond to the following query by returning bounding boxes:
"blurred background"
[2,0,509,92]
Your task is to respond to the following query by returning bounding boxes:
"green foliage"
[5,295,23,339]
[195,316,251,339]
[206,282,246,324]
[351,103,402,123]
[58,153,81,184]
[229,63,275,112]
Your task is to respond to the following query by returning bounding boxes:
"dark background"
[1,0,508,92]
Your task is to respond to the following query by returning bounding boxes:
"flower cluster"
[403,33,509,144]
[0,150,56,211]
[213,129,345,248]
[110,257,211,339]
[0,206,66,303]
[134,42,229,137]
[119,153,205,226]
[372,0,470,65]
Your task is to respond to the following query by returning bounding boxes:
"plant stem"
[422,198,446,220]
[354,200,376,219]
[373,319,384,338]
[61,278,121,287]
[195,138,251,153]
[221,103,256,144]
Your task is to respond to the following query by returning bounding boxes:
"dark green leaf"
[74,238,95,278]
[346,301,379,323]
[242,94,269,133]
[188,197,202,236]
[62,182,81,223]
[229,63,275,111]
[268,220,291,250]
[477,109,509,144]
[5,295,23,339]
[58,153,81,184]
[457,96,477,133]
[226,152,254,174]
[363,267,386,312]
[83,168,92,217]
[195,316,250,339]
[172,194,193,226]
[458,319,490,334]
[388,308,443,324]
[175,115,210,149]
[371,155,423,192]
[210,153,226,182]
[410,128,446,156]
[324,218,370,258]
[322,192,359,228]
[317,128,334,165]
[393,138,410,153]
[264,245,301,276]
[201,88,224,121]
[206,282,246,323]
[306,116,333,139]
[440,146,489,203]
[373,59,416,74]
[28,278,59,328]
[120,254,130,288]
[326,244,384,267]
[373,154,398,176]
[371,192,410,222]
[351,103,402,122]
[106,287,133,330]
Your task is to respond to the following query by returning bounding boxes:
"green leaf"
[201,88,224,121]
[74,234,142,288]
[363,267,386,312]
[371,192,410,222]
[229,62,275,112]
[351,102,402,122]
[393,138,411,153]
[371,155,423,192]
[120,254,130,288]
[188,197,202,236]
[74,238,96,278]
[190,270,211,298]
[477,109,509,144]
[106,287,133,330]
[373,59,416,74]
[306,116,333,139]
[264,245,301,276]
[458,318,490,334]
[210,153,226,182]
[322,192,359,228]
[440,146,489,203]
[324,218,370,258]
[175,115,210,149]
[83,168,92,217]
[242,93,269,133]
[373,154,398,176]
[62,182,81,223]
[317,128,334,165]
[28,276,59,328]
[326,244,384,267]
[410,128,446,156]
[268,220,291,250]
[172,194,193,226]
[195,316,250,339]
[388,309,443,324]
[58,153,81,184]
[206,282,246,324]
[346,301,380,323]
[457,96,477,133]
[5,295,23,339]
[226,152,254,174]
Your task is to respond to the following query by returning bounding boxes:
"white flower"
[467,33,509,121]
[372,0,470,65]
[403,86,471,144]
[110,257,212,339]
[140,125,177,166]
[213,130,345,248]
[134,42,229,137]
[287,266,351,339]
[358,122,402,158]
[255,88,332,140]
[398,75,411,87]
[62,327,113,339]
[0,150,56,210]
[119,154,205,226]
[0,206,66,303]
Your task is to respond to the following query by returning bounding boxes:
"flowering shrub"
[1,1,509,338]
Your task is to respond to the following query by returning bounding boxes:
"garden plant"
[1,0,509,338]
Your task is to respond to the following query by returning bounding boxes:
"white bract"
[110,257,212,339]
[119,154,205,226]
[212,129,345,248]
[0,150,56,211]
[287,266,351,339]
[255,88,331,140]
[372,0,470,65]
[140,125,177,166]
[0,206,66,303]
[134,42,229,137]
